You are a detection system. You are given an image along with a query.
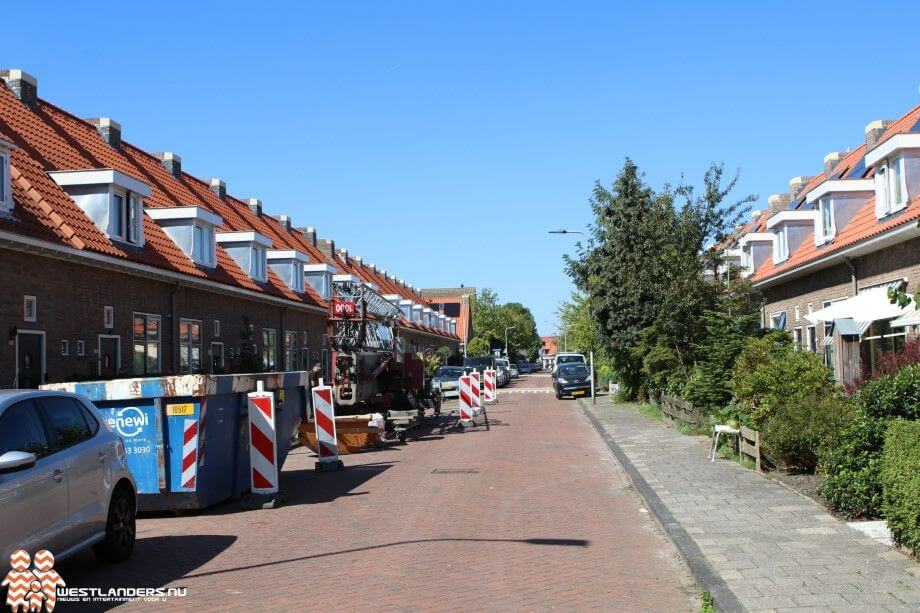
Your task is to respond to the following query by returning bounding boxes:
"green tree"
[466,336,491,357]
[469,288,541,360]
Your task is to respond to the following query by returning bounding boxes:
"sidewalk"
[582,397,920,612]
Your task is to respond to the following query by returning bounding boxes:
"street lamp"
[548,229,585,237]
[504,325,515,358]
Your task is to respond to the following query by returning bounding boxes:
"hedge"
[881,420,920,553]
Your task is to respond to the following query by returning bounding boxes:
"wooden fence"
[739,425,762,473]
[659,395,702,426]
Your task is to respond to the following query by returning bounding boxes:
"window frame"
[818,196,835,242]
[261,328,277,370]
[210,341,225,374]
[806,325,817,352]
[876,157,908,218]
[793,327,803,351]
[60,339,69,357]
[132,312,162,376]
[284,331,298,371]
[0,148,11,212]
[769,310,787,331]
[103,305,115,329]
[193,222,216,267]
[251,246,267,282]
[76,340,85,357]
[774,226,789,262]
[179,317,203,374]
[23,295,37,323]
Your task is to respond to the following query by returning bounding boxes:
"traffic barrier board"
[248,389,278,494]
[312,385,342,469]
[483,369,497,403]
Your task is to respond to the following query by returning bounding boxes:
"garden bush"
[732,335,834,430]
[821,406,885,517]
[856,364,920,421]
[761,395,856,473]
[881,420,920,553]
[845,339,920,393]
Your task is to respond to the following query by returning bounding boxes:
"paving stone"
[585,398,920,613]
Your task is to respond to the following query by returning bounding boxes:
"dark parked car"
[518,362,532,374]
[553,363,592,399]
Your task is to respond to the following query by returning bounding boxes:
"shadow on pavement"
[56,534,237,612]
[276,461,396,507]
[182,537,590,580]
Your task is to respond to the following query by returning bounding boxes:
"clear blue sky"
[6,2,920,335]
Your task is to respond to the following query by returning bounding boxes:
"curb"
[579,399,746,613]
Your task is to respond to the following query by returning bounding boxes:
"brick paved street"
[585,398,920,612]
[57,375,695,611]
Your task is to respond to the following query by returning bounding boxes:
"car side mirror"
[0,451,37,473]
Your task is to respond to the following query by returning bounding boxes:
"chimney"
[317,238,336,259]
[337,247,349,261]
[0,69,38,107]
[768,193,791,214]
[824,151,846,176]
[156,152,182,178]
[296,226,317,246]
[246,198,262,216]
[865,119,894,150]
[277,214,292,231]
[210,178,226,200]
[788,176,813,197]
[750,209,763,222]
[369,263,377,272]
[354,256,363,265]
[87,118,121,148]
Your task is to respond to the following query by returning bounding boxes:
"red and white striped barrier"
[458,375,474,425]
[181,418,198,489]
[312,383,343,470]
[483,369,497,403]
[248,387,279,493]
[470,370,482,415]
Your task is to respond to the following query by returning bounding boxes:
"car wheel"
[555,390,563,399]
[93,486,136,563]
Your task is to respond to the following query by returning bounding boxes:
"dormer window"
[49,168,152,247]
[304,264,335,300]
[819,197,835,243]
[875,156,908,218]
[773,226,788,263]
[267,250,308,293]
[0,140,13,213]
[146,206,222,268]
[215,231,273,282]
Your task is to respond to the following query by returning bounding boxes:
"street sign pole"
[590,350,596,405]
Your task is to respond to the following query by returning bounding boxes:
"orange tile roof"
[745,104,920,285]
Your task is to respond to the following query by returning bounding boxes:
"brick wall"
[760,237,920,347]
[0,247,326,385]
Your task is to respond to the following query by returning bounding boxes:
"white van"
[552,353,586,374]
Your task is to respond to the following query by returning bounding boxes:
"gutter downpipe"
[171,282,181,374]
[844,257,858,295]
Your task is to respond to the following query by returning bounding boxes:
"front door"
[16,332,44,389]
[99,336,120,378]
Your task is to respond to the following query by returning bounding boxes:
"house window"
[111,192,143,245]
[214,319,221,338]
[284,331,298,371]
[210,342,224,373]
[76,340,85,357]
[819,197,835,242]
[112,193,124,239]
[132,313,161,375]
[861,320,907,376]
[261,328,277,370]
[23,295,37,322]
[769,311,787,331]
[126,194,139,244]
[193,223,215,266]
[793,327,803,351]
[876,157,909,218]
[61,340,69,356]
[0,149,10,212]
[806,325,817,352]
[179,318,202,373]
[251,246,267,281]
[774,227,789,262]
[104,306,114,329]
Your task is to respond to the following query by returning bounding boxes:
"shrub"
[881,420,920,553]
[761,395,856,473]
[856,364,920,421]
[845,339,920,393]
[821,406,886,518]
[732,336,835,430]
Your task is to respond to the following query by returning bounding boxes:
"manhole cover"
[431,468,480,474]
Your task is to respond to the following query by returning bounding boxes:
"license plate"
[573,390,586,397]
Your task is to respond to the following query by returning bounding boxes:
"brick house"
[0,69,457,388]
[732,105,920,386]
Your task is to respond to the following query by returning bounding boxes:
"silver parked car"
[0,390,137,572]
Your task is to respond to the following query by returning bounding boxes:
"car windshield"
[557,355,583,365]
[436,367,463,378]
[559,364,589,377]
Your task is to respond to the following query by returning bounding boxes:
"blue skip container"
[42,372,307,512]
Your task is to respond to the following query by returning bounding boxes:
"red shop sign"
[333,300,356,317]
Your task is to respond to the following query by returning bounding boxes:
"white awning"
[804,286,909,325]
[890,308,920,328]
[834,318,872,336]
